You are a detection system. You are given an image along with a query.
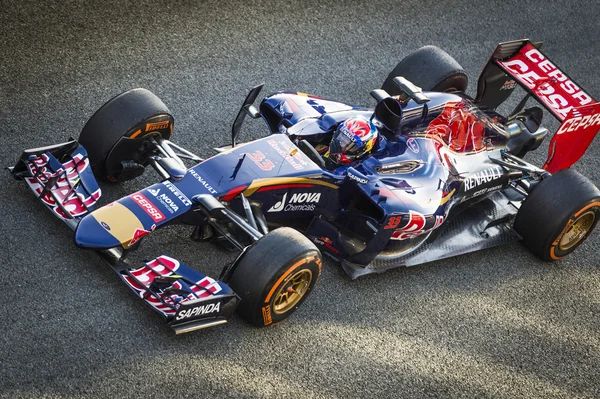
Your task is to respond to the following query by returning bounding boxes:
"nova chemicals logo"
[148,186,180,214]
[268,192,321,212]
[268,193,287,212]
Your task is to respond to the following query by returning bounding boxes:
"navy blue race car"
[10,39,600,333]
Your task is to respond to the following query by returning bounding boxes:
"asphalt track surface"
[1,1,600,398]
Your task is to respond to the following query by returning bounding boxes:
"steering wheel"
[296,140,326,168]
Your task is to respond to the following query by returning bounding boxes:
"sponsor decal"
[500,79,517,90]
[122,255,181,315]
[101,221,111,231]
[341,127,355,140]
[157,194,179,213]
[556,112,600,135]
[161,181,193,205]
[498,42,593,119]
[390,211,444,240]
[377,160,424,174]
[176,301,221,321]
[25,153,101,220]
[268,193,287,212]
[406,138,419,153]
[130,193,165,222]
[188,169,218,194]
[148,187,180,214]
[122,255,223,317]
[267,192,321,212]
[463,166,503,192]
[470,184,503,198]
[312,236,340,254]
[347,171,369,184]
[145,120,170,132]
[262,305,273,325]
[128,224,156,246]
[543,102,600,173]
[267,139,308,170]
[348,174,368,184]
[195,276,223,295]
[321,237,338,252]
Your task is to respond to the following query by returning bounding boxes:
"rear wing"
[476,39,600,173]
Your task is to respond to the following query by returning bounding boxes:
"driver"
[325,116,379,168]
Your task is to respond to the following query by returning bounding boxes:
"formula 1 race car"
[10,39,600,333]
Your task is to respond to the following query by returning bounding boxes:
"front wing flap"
[118,255,240,334]
[10,140,102,224]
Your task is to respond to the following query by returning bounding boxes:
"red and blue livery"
[10,39,600,331]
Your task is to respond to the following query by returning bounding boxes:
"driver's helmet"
[327,117,378,165]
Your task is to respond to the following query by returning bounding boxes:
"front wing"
[10,141,240,333]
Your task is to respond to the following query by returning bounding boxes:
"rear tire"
[79,88,174,182]
[382,45,468,95]
[228,227,322,327]
[514,169,600,261]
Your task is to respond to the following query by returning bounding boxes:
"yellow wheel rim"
[559,211,595,251]
[272,269,312,315]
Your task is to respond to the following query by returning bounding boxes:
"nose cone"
[75,202,146,249]
[75,214,121,249]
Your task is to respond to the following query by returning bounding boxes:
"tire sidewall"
[78,88,173,181]
[514,168,600,262]
[382,46,468,95]
[430,74,468,93]
[103,114,174,181]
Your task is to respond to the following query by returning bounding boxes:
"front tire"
[79,88,174,182]
[382,45,468,95]
[514,169,600,261]
[228,227,322,327]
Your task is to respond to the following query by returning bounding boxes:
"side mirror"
[393,77,430,104]
[370,89,390,103]
[231,84,264,147]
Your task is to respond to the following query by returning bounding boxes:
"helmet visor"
[330,130,361,157]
